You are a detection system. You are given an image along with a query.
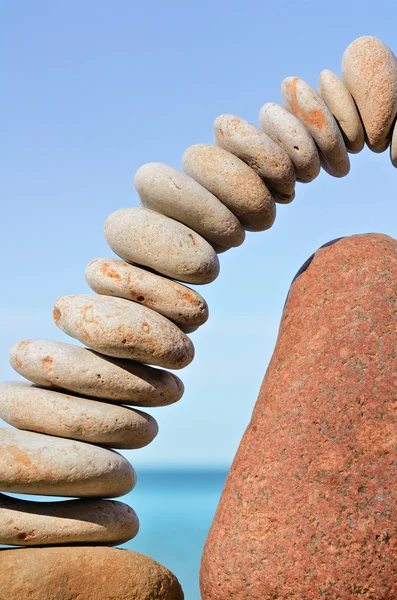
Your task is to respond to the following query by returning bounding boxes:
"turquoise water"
[123,469,228,599]
[2,469,228,600]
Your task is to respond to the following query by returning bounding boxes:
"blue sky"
[2,0,397,468]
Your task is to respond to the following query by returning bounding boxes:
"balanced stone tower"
[0,35,396,599]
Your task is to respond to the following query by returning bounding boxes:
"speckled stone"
[281,77,350,177]
[53,294,194,369]
[0,427,136,497]
[0,494,139,546]
[135,163,245,248]
[391,120,397,167]
[105,207,219,285]
[183,144,276,232]
[319,69,365,153]
[201,234,397,600]
[259,102,321,182]
[0,547,184,600]
[342,36,397,153]
[214,114,295,203]
[0,382,158,449]
[10,339,184,407]
[85,258,208,331]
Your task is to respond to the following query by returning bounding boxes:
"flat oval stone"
[183,144,276,232]
[391,120,397,167]
[105,207,219,285]
[10,339,184,407]
[281,77,350,177]
[135,163,245,248]
[318,69,364,153]
[259,102,321,182]
[53,294,194,369]
[201,234,397,599]
[85,258,209,330]
[0,494,139,546]
[342,36,397,152]
[214,114,296,203]
[0,382,158,450]
[0,547,184,600]
[0,428,136,497]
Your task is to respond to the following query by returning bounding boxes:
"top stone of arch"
[342,35,397,153]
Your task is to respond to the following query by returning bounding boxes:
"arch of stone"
[0,35,396,599]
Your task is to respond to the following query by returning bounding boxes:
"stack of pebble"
[1,34,397,598]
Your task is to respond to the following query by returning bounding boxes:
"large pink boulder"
[201,234,397,600]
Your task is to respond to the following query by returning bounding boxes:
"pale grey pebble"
[10,339,184,407]
[53,294,195,369]
[318,69,364,153]
[342,36,397,153]
[281,77,350,178]
[85,258,208,331]
[391,120,397,167]
[182,144,276,232]
[0,381,158,450]
[214,114,295,203]
[0,427,136,497]
[135,163,245,248]
[0,494,139,546]
[105,207,220,285]
[259,102,321,183]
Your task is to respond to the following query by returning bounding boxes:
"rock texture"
[85,258,208,330]
[105,207,219,284]
[259,102,321,182]
[0,494,139,546]
[10,339,184,406]
[214,114,296,203]
[135,163,245,248]
[53,294,194,369]
[282,77,350,177]
[201,234,397,600]
[0,428,136,497]
[0,382,158,449]
[0,547,184,600]
[183,144,276,231]
[318,69,365,153]
[342,36,397,153]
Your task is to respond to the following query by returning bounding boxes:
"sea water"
[123,469,228,599]
[1,469,228,600]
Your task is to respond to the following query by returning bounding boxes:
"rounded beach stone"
[0,494,139,546]
[281,76,350,177]
[182,144,276,232]
[318,69,365,153]
[10,339,183,406]
[85,258,209,330]
[201,234,397,600]
[0,547,184,600]
[259,102,321,182]
[342,36,397,152]
[135,163,245,248]
[105,207,219,285]
[53,294,194,369]
[391,120,397,167]
[0,382,158,449]
[0,427,136,497]
[214,114,295,203]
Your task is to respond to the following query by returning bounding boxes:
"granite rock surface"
[201,234,397,600]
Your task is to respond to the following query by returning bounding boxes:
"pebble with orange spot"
[85,257,208,331]
[281,76,350,177]
[53,294,195,369]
